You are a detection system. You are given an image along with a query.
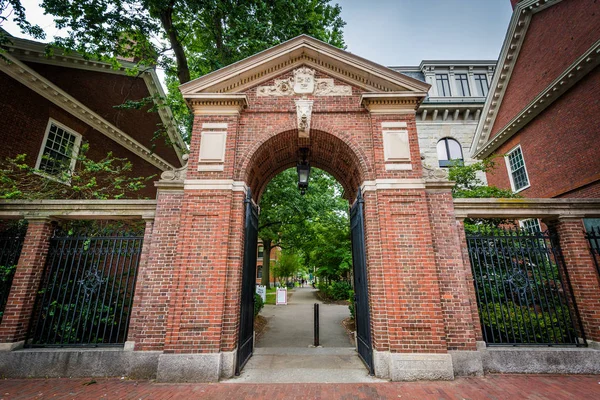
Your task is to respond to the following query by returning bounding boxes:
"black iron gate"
[26,226,143,347]
[585,226,600,278]
[350,189,374,374]
[236,190,259,375]
[466,227,585,346]
[0,224,26,323]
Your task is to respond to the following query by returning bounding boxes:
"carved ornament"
[295,99,313,138]
[257,67,352,97]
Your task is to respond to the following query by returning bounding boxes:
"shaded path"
[228,287,380,383]
[256,287,351,348]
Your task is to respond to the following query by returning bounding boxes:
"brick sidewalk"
[1,375,599,399]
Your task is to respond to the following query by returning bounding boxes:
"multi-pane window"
[257,265,263,278]
[258,246,264,258]
[474,74,489,97]
[435,74,451,96]
[436,138,463,167]
[455,74,471,96]
[506,145,530,192]
[36,120,81,180]
[521,219,542,234]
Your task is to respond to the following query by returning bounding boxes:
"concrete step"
[223,347,388,383]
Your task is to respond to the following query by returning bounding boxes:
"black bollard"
[314,303,320,346]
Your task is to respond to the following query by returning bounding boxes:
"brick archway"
[244,128,367,201]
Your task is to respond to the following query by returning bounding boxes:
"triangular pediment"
[180,35,429,96]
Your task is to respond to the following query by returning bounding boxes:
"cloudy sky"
[4,0,514,69]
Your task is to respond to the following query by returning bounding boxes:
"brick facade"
[481,0,600,199]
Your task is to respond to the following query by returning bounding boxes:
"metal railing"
[0,224,26,323]
[26,225,143,347]
[466,227,585,346]
[585,226,600,278]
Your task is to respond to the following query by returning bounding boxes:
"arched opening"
[236,129,373,377]
[244,129,367,202]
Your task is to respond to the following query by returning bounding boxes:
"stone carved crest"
[257,67,351,97]
[295,99,313,138]
[293,67,315,94]
[422,163,449,180]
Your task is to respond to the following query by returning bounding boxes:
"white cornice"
[475,40,600,158]
[4,37,185,166]
[0,52,175,171]
[179,35,430,96]
[361,179,426,192]
[470,0,563,157]
[184,179,248,192]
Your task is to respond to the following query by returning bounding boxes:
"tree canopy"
[258,168,351,287]
[1,1,346,140]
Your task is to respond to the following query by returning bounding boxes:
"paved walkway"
[1,375,599,399]
[226,287,383,383]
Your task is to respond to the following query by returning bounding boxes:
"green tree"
[0,1,45,46]
[0,146,153,200]
[34,0,346,139]
[258,167,351,288]
[272,250,301,285]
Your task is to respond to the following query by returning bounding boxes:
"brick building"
[392,61,494,178]
[0,32,186,198]
[471,0,600,199]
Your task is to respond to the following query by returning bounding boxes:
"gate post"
[546,217,600,344]
[0,217,54,350]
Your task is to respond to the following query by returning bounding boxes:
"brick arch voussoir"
[310,119,374,182]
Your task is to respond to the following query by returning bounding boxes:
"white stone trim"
[474,39,600,158]
[184,179,248,192]
[197,165,225,172]
[471,0,564,157]
[385,163,413,171]
[0,52,175,171]
[179,35,430,95]
[202,123,229,129]
[381,121,407,128]
[361,179,426,192]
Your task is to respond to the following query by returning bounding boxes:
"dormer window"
[435,74,451,96]
[474,74,489,97]
[455,74,471,96]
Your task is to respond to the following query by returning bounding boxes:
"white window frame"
[35,119,82,183]
[519,218,542,234]
[505,144,530,193]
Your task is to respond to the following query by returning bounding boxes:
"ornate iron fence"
[26,225,143,347]
[585,226,600,278]
[0,224,27,323]
[466,227,585,346]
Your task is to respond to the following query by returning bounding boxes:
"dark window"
[455,74,471,96]
[37,122,80,179]
[435,74,451,96]
[474,74,489,97]
[257,265,263,278]
[437,138,463,167]
[258,246,264,258]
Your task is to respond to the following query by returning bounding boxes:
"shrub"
[254,293,264,316]
[329,280,352,301]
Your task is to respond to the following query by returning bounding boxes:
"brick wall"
[491,0,600,135]
[486,66,600,198]
[0,71,164,198]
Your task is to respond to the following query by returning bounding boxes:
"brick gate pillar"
[0,217,54,350]
[547,217,600,343]
[155,98,247,382]
[127,178,185,352]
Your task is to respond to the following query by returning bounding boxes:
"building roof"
[0,30,186,170]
